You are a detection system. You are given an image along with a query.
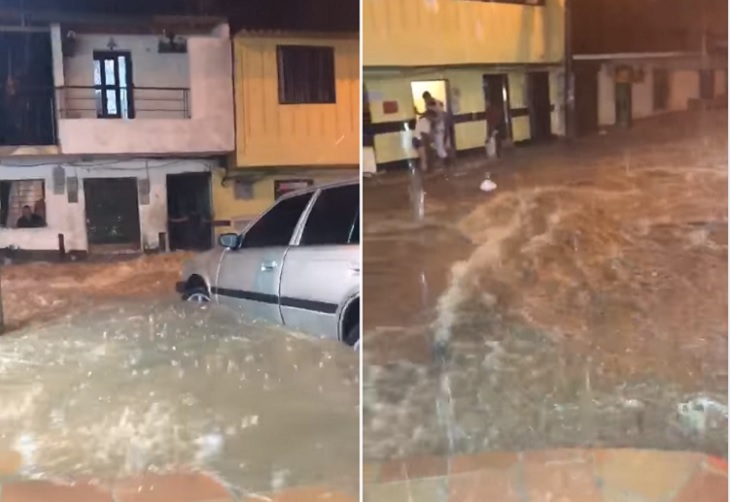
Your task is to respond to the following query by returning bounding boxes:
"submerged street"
[0,256,359,498]
[363,110,728,462]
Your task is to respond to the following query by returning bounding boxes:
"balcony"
[54,79,232,156]
[0,88,59,154]
[57,86,191,120]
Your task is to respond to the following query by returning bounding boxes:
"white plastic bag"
[480,179,497,192]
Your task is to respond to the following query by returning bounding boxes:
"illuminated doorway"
[410,79,455,155]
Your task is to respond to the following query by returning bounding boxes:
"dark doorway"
[574,63,600,136]
[615,82,633,128]
[526,71,553,142]
[84,178,141,252]
[482,73,512,141]
[166,172,213,251]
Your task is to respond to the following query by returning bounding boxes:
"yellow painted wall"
[211,168,357,235]
[365,67,562,166]
[363,0,565,67]
[233,34,360,168]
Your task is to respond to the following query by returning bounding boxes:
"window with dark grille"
[277,45,336,104]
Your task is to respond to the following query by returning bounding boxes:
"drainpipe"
[564,0,575,140]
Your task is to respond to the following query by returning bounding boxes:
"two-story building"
[211,29,360,234]
[0,13,234,257]
[362,0,565,173]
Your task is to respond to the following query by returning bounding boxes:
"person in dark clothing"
[16,205,44,228]
[486,99,504,159]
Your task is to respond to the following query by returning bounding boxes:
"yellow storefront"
[213,30,360,234]
[362,0,566,171]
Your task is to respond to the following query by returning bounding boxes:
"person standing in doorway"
[422,91,449,162]
[486,99,505,159]
[413,109,435,172]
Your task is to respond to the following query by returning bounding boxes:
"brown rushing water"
[0,257,359,498]
[363,111,728,461]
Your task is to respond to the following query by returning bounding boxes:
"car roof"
[279,177,359,199]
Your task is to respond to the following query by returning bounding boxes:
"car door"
[214,191,314,324]
[279,183,360,339]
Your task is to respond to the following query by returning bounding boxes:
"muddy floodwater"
[0,298,358,498]
[363,111,728,461]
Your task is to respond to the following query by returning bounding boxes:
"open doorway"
[527,71,553,142]
[483,73,512,143]
[410,79,455,155]
[166,172,213,251]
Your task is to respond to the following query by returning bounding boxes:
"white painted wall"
[597,66,616,126]
[62,33,190,119]
[668,70,700,111]
[0,158,214,252]
[596,60,712,126]
[53,26,235,156]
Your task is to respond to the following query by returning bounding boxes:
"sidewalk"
[364,449,727,501]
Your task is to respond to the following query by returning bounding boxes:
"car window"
[241,192,312,248]
[300,184,359,246]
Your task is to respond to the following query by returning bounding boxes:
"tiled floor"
[364,449,728,502]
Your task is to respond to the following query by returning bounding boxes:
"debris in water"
[480,179,497,193]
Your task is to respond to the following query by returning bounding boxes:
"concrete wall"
[53,26,235,156]
[596,60,709,126]
[62,33,191,119]
[210,168,358,235]
[363,0,565,67]
[364,66,564,168]
[0,158,214,252]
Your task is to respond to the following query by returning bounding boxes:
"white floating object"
[480,179,497,192]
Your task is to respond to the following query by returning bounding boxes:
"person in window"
[16,205,44,228]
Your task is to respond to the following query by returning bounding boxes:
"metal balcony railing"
[57,86,191,120]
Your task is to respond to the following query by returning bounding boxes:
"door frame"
[93,50,135,119]
[483,73,514,143]
[165,171,214,251]
[409,78,456,155]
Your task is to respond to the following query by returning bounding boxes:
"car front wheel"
[183,287,211,303]
[345,325,359,351]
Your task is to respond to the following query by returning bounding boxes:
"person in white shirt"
[412,110,435,172]
[422,91,449,161]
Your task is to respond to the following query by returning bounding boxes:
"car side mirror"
[218,233,240,249]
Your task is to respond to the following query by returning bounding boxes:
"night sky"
[0,0,359,32]
[0,0,726,52]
